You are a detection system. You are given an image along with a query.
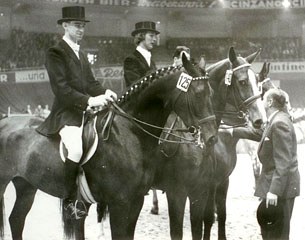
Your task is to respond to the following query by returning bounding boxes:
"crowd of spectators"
[0,28,61,71]
[166,37,302,62]
[0,28,304,71]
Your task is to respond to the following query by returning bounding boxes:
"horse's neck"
[218,131,240,151]
[210,79,226,126]
[208,60,231,125]
[117,76,177,141]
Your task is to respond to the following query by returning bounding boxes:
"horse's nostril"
[254,119,263,129]
[208,136,218,146]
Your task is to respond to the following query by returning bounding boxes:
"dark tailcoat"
[36,40,106,137]
[123,50,157,87]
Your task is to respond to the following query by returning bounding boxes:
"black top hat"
[57,6,90,24]
[256,199,284,231]
[131,21,160,36]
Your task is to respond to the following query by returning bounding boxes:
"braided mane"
[117,65,183,106]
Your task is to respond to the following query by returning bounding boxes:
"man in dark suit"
[123,21,160,87]
[233,88,300,239]
[36,6,117,219]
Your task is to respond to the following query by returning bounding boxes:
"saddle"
[60,110,115,204]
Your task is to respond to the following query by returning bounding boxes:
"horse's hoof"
[150,207,159,215]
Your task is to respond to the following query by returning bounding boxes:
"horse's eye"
[240,80,247,86]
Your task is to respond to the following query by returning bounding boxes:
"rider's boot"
[63,158,87,219]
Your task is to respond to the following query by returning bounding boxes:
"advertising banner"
[15,69,49,83]
[95,66,124,80]
[32,0,222,8]
[94,66,125,93]
[33,0,305,8]
[228,0,305,9]
[0,72,15,83]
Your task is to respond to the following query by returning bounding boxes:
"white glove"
[105,89,117,101]
[266,192,278,208]
[87,90,117,109]
[87,95,111,108]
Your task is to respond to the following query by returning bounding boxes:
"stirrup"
[64,200,88,220]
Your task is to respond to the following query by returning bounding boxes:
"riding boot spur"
[64,158,87,219]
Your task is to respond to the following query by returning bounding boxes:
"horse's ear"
[260,62,267,80]
[198,55,206,71]
[228,47,237,63]
[257,62,266,82]
[182,52,192,70]
[266,62,271,73]
[182,53,201,77]
[263,62,271,78]
[245,48,261,64]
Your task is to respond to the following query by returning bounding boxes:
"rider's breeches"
[59,125,83,163]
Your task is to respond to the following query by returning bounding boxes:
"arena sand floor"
[3,145,305,240]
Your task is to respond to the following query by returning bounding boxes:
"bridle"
[93,74,216,148]
[167,74,216,136]
[257,77,273,99]
[215,63,261,122]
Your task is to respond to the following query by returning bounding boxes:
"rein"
[91,72,213,147]
[219,122,247,129]
[109,102,200,144]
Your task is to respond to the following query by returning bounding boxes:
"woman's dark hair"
[134,32,146,45]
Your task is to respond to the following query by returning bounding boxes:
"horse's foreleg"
[166,191,187,240]
[108,199,143,240]
[203,185,216,240]
[189,192,209,240]
[150,189,159,215]
[127,196,145,237]
[215,179,229,240]
[0,179,11,239]
[9,177,37,240]
[251,155,261,190]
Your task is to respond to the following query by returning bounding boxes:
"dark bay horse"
[0,56,217,240]
[152,47,266,240]
[203,61,301,240]
[201,62,276,240]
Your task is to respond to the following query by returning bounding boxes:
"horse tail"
[97,202,108,223]
[0,197,5,239]
[60,199,76,239]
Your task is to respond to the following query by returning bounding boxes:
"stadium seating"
[0,28,303,71]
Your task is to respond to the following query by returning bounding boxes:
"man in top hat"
[232,88,300,239]
[36,6,117,219]
[123,21,160,88]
